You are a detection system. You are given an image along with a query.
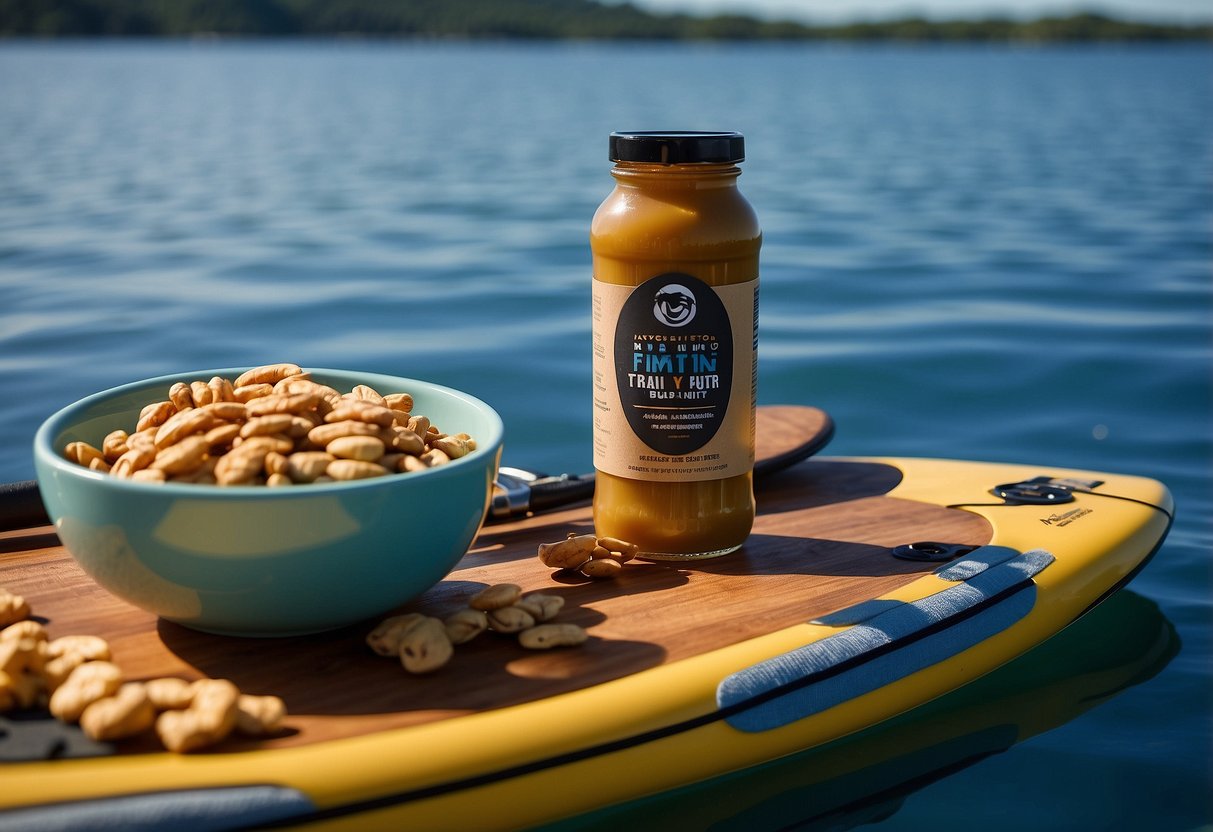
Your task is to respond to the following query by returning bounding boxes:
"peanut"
[64,441,106,468]
[0,589,30,627]
[581,558,623,579]
[63,368,478,490]
[443,609,488,645]
[169,382,194,411]
[102,429,130,462]
[136,400,176,432]
[469,583,522,611]
[1,620,46,643]
[596,536,641,563]
[487,606,535,634]
[537,535,597,570]
[284,451,334,483]
[366,613,427,657]
[145,677,195,710]
[154,408,215,449]
[326,435,385,462]
[155,678,240,752]
[515,593,564,623]
[234,363,304,388]
[189,380,213,407]
[46,634,111,663]
[79,682,155,741]
[49,661,123,723]
[397,617,453,674]
[519,624,589,650]
[235,694,286,736]
[150,435,209,476]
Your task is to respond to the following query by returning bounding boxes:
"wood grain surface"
[0,458,991,754]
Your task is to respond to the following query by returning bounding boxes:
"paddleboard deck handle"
[892,542,978,562]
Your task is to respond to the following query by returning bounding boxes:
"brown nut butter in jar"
[591,131,760,560]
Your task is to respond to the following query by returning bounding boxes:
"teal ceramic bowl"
[33,368,504,637]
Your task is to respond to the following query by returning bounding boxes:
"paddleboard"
[0,409,1173,831]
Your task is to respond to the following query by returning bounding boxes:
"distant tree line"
[1,0,1210,41]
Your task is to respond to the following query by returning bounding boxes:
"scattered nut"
[515,593,564,623]
[235,694,286,736]
[155,678,240,753]
[581,558,623,579]
[145,677,195,710]
[487,606,535,634]
[397,617,453,674]
[537,535,597,571]
[443,609,488,645]
[80,682,156,741]
[519,624,589,650]
[49,661,123,723]
[469,584,522,611]
[0,589,31,627]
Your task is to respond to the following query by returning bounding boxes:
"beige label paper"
[593,274,757,482]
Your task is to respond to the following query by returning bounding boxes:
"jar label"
[593,273,757,482]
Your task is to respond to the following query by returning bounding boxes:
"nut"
[49,661,123,723]
[79,682,155,741]
[397,617,453,674]
[469,584,522,611]
[235,693,287,736]
[443,609,488,645]
[487,606,535,634]
[515,593,564,623]
[366,613,426,657]
[327,459,389,481]
[155,678,240,753]
[233,363,304,388]
[581,558,623,580]
[537,535,597,570]
[327,435,386,462]
[145,677,195,710]
[519,624,589,650]
[0,589,31,627]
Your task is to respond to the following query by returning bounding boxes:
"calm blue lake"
[0,40,1209,829]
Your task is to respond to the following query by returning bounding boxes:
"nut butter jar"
[590,131,760,559]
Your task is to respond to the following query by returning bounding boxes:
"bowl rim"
[34,367,504,497]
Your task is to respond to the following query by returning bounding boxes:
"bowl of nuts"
[32,365,504,637]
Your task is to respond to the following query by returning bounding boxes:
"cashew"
[64,441,106,468]
[79,682,155,741]
[519,624,589,650]
[327,459,390,480]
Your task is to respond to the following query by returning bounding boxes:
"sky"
[626,0,1213,24]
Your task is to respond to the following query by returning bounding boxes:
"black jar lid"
[609,131,744,165]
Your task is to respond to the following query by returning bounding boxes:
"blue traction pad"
[716,548,1055,733]
[0,785,315,832]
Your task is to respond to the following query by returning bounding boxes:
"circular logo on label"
[653,284,697,328]
[613,273,733,457]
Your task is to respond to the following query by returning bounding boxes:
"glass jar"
[590,131,760,559]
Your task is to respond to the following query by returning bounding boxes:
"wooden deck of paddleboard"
[0,459,991,754]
